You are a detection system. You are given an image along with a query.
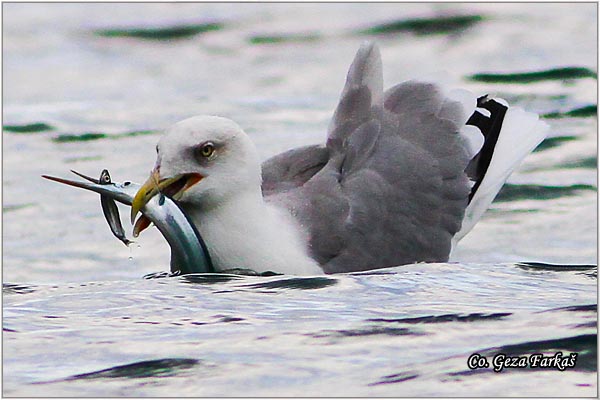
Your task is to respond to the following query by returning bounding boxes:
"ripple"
[309,326,424,339]
[3,122,54,133]
[468,67,597,84]
[368,312,512,324]
[369,371,419,386]
[240,277,338,290]
[52,130,155,143]
[543,104,597,119]
[39,358,201,383]
[95,22,224,40]
[542,304,597,313]
[515,262,597,272]
[248,32,321,45]
[180,273,246,285]
[495,184,596,202]
[533,135,579,152]
[3,283,37,295]
[358,14,484,36]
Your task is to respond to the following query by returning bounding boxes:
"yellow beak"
[130,168,203,225]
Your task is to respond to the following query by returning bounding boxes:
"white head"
[131,115,262,222]
[130,115,324,275]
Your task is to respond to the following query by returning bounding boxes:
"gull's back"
[262,42,546,274]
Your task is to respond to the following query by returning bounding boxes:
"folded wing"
[263,42,481,273]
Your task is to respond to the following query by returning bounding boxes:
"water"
[3,3,597,396]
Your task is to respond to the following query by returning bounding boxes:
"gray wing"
[261,144,329,196]
[262,42,473,274]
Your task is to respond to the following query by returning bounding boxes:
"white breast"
[185,190,324,275]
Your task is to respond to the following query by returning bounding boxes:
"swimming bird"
[131,42,548,275]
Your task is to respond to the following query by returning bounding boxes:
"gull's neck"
[182,188,323,275]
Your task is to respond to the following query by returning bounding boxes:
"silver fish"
[42,170,214,274]
[70,169,133,247]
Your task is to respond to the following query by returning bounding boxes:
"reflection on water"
[3,263,597,396]
[43,358,202,382]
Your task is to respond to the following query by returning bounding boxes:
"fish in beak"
[130,169,203,229]
[42,169,214,274]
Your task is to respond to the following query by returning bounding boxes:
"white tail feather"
[452,104,549,247]
[440,85,485,159]
[460,124,485,159]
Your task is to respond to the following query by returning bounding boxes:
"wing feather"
[263,42,475,273]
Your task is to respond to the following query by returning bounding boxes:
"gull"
[130,42,548,275]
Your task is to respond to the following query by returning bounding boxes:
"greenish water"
[468,67,597,84]
[95,22,224,40]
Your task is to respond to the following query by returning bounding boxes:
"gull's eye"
[197,142,215,159]
[100,170,111,184]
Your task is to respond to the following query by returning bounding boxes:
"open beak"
[130,168,203,226]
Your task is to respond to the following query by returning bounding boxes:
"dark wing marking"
[465,96,508,201]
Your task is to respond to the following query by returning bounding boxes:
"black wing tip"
[466,97,509,202]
